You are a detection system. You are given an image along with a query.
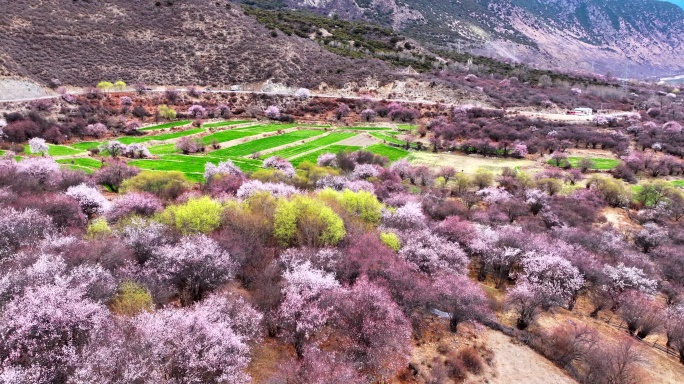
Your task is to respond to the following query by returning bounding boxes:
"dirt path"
[512,110,636,124]
[483,329,577,384]
[336,133,378,147]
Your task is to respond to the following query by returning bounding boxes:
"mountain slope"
[0,0,392,87]
[277,0,684,76]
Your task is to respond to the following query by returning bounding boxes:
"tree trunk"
[627,323,638,336]
[294,335,305,358]
[449,316,459,333]
[637,330,650,339]
[589,306,601,318]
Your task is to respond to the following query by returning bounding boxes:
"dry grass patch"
[410,152,541,174]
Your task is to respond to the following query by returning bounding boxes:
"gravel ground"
[0,77,50,100]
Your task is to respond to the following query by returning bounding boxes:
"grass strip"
[262,132,357,159]
[139,120,191,131]
[211,130,325,158]
[365,144,410,161]
[291,145,361,166]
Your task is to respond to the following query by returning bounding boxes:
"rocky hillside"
[0,0,394,87]
[274,0,684,76]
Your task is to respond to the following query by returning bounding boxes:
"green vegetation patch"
[370,132,405,146]
[202,120,252,128]
[291,145,361,166]
[547,157,620,170]
[201,123,296,145]
[139,120,191,131]
[148,143,179,155]
[262,132,357,159]
[70,141,101,151]
[56,157,103,169]
[365,144,410,161]
[25,144,85,156]
[118,128,205,144]
[127,158,209,174]
[128,153,262,180]
[211,130,325,158]
[345,126,392,131]
[70,128,205,150]
[397,124,418,132]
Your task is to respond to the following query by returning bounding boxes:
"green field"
[262,132,357,159]
[139,120,191,131]
[365,144,410,161]
[203,120,252,128]
[56,157,103,173]
[547,157,620,170]
[345,126,392,131]
[147,143,180,155]
[201,123,296,145]
[397,124,418,132]
[370,132,406,146]
[118,128,205,144]
[291,145,362,166]
[128,158,209,174]
[70,128,206,150]
[70,141,101,151]
[56,157,103,168]
[211,130,325,158]
[25,144,85,156]
[128,153,262,180]
[33,121,413,180]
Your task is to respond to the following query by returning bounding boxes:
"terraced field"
[25,144,86,156]
[71,128,206,150]
[291,145,362,166]
[56,157,103,173]
[370,132,406,146]
[202,120,252,129]
[211,130,325,158]
[397,124,418,132]
[201,123,295,145]
[345,126,392,131]
[547,157,620,170]
[139,120,191,131]
[129,154,262,181]
[27,120,415,181]
[147,143,179,155]
[261,132,357,159]
[365,144,410,161]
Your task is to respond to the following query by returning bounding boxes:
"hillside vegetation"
[0,0,391,87]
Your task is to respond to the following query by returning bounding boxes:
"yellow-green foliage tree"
[380,232,401,251]
[589,176,633,208]
[114,80,126,91]
[319,188,383,224]
[274,195,345,247]
[121,171,189,200]
[97,81,114,91]
[86,218,112,239]
[157,196,223,234]
[110,281,154,316]
[158,104,177,120]
[293,162,339,189]
[222,197,275,244]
